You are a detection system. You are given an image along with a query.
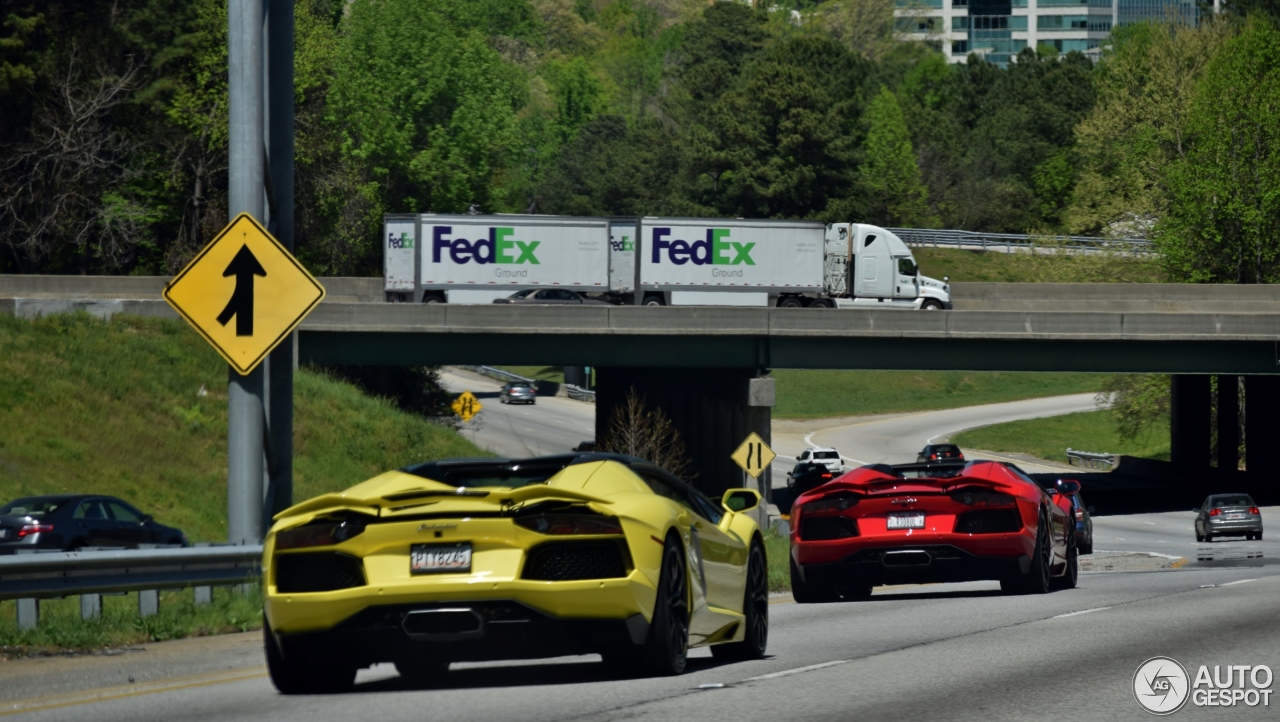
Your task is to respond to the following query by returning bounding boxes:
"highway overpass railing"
[0,544,262,630]
[890,228,1154,255]
[1067,448,1117,469]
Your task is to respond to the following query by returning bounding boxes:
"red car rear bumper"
[793,530,1035,587]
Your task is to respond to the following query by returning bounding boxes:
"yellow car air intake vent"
[275,552,366,593]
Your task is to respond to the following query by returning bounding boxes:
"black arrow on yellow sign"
[217,244,267,336]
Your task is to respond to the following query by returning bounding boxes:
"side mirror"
[141,514,154,524]
[1057,480,1081,495]
[722,489,761,514]
[1086,506,1096,515]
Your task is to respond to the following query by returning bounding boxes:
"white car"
[796,447,843,473]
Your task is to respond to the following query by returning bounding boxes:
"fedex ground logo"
[387,231,413,249]
[651,227,754,266]
[431,226,540,265]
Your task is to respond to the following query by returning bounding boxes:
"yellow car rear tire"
[264,621,356,695]
[711,540,768,661]
[641,535,690,676]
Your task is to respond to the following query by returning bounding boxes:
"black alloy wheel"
[641,536,690,675]
[1002,511,1052,595]
[713,541,768,661]
[790,556,838,603]
[1052,530,1078,590]
[264,620,356,695]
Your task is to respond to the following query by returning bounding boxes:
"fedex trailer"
[384,213,616,304]
[383,214,949,309]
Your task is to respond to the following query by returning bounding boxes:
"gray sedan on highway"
[1194,493,1263,542]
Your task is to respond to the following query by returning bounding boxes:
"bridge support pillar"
[1217,375,1239,471]
[1245,375,1280,472]
[595,368,773,501]
[1170,375,1210,469]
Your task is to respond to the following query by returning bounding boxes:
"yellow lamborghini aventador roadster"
[262,453,768,693]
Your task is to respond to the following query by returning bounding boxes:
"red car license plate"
[410,543,472,574]
[887,513,925,530]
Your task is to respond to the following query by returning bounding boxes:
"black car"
[916,444,965,463]
[0,495,188,553]
[1035,478,1093,555]
[492,289,610,305]
[787,462,837,498]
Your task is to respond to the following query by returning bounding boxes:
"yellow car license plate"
[410,542,472,574]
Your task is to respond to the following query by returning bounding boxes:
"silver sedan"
[1195,494,1263,542]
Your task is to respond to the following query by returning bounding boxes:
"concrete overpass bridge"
[3,276,1277,502]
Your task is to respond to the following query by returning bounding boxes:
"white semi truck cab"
[817,223,951,310]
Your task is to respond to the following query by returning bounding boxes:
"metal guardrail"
[565,385,596,403]
[889,228,1154,255]
[461,366,596,403]
[467,365,536,385]
[0,545,262,629]
[1066,448,1116,469]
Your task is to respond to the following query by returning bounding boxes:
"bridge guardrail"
[889,228,1154,255]
[0,544,262,630]
[1067,448,1116,469]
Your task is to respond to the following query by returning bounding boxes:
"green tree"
[328,0,527,215]
[1066,20,1230,237]
[859,86,935,226]
[1157,15,1280,283]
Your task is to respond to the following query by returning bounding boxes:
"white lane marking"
[1093,549,1185,560]
[742,660,849,682]
[1221,579,1258,586]
[1054,606,1111,618]
[698,683,726,689]
[1143,522,1157,526]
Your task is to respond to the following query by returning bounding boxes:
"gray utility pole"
[227,0,266,546]
[266,0,296,528]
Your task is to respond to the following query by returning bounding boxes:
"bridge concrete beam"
[1218,375,1239,471]
[594,368,772,501]
[1171,375,1211,469]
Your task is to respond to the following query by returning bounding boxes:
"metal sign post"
[226,0,265,546]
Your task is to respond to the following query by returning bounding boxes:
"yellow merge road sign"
[731,432,776,479]
[163,213,325,375]
[452,391,482,422]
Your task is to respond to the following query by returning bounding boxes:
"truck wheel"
[777,297,804,309]
[643,295,664,307]
[422,292,445,304]
[921,299,943,310]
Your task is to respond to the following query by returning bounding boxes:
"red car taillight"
[514,513,622,535]
[1074,508,1084,521]
[1209,508,1221,517]
[929,454,937,460]
[1250,507,1260,515]
[799,494,858,516]
[17,523,53,538]
[821,473,833,480]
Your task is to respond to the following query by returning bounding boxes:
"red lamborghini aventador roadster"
[789,460,1078,602]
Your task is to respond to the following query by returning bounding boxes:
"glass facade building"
[893,0,1197,66]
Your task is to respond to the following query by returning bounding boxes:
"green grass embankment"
[952,410,1171,464]
[0,313,487,656]
[773,370,1101,420]
[0,313,486,543]
[914,246,1165,283]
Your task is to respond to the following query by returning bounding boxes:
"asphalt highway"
[4,539,1275,721]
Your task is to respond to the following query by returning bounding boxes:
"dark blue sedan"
[0,495,187,553]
